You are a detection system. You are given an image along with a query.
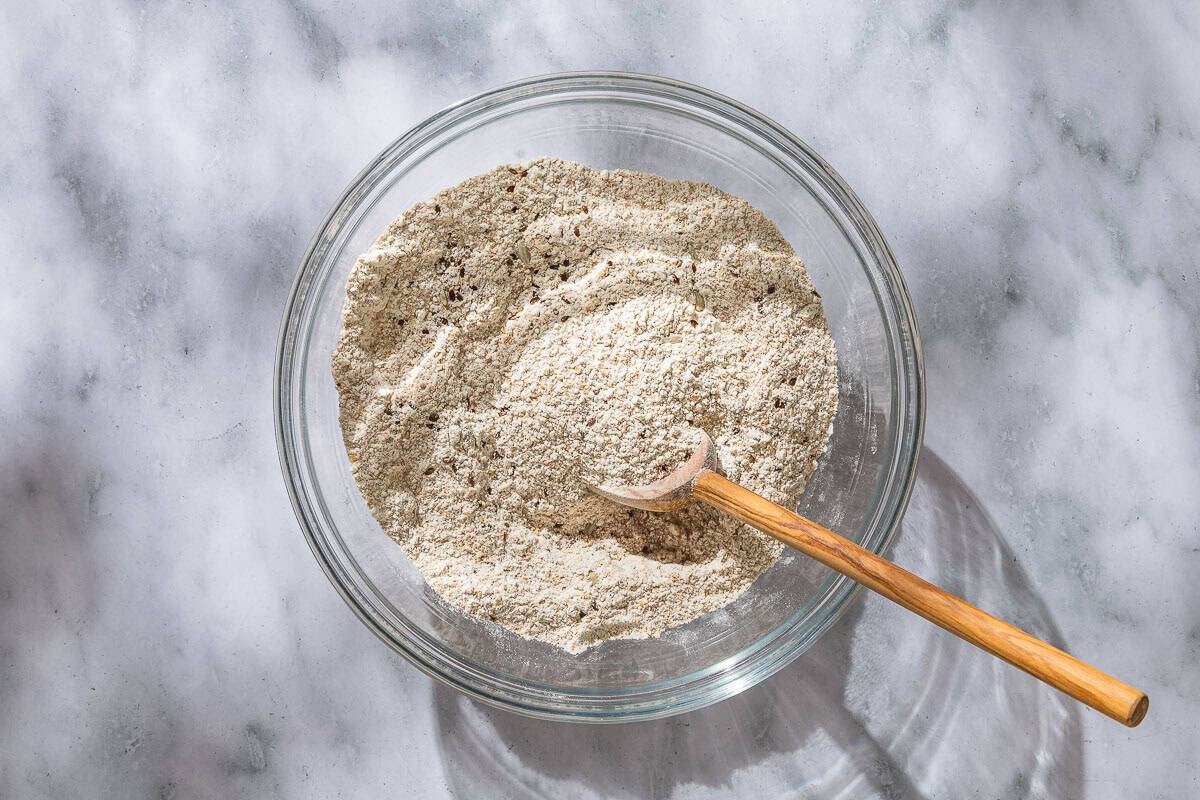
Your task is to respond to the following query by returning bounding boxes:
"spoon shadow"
[431,448,1084,798]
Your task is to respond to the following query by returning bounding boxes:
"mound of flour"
[333,157,838,652]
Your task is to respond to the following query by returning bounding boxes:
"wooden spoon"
[587,431,1149,727]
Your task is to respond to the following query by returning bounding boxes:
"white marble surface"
[2,2,1198,797]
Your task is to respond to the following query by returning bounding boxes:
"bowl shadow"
[430,448,1084,798]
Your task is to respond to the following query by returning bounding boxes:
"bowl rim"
[274,70,925,722]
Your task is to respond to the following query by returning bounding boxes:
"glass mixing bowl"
[275,72,924,722]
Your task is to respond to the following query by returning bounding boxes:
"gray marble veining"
[2,2,1197,797]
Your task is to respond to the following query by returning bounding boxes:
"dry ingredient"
[333,158,838,652]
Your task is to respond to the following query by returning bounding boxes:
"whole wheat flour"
[333,157,838,653]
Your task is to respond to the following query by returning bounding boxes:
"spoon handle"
[692,469,1149,727]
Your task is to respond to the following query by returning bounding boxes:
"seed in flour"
[332,157,838,653]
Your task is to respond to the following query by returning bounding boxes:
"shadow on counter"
[431,449,1084,799]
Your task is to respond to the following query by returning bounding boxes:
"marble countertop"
[3,2,1197,797]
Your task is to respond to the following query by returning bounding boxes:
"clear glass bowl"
[275,72,924,722]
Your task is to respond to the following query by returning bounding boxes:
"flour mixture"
[333,158,838,652]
